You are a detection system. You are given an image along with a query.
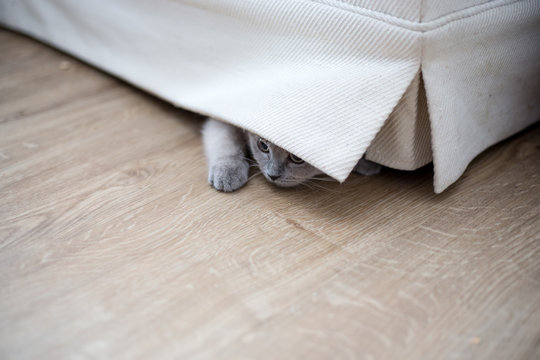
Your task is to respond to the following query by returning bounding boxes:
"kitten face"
[247,132,323,187]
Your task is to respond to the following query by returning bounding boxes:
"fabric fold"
[365,71,432,171]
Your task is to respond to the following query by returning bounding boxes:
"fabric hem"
[307,0,521,32]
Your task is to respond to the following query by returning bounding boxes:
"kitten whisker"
[311,176,336,182]
[248,171,262,181]
[242,156,257,164]
[299,182,315,190]
[304,180,340,193]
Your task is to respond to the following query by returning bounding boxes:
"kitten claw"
[354,158,382,176]
[209,160,249,192]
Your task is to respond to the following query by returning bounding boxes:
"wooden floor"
[1,29,539,360]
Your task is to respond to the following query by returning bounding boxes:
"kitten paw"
[353,158,382,176]
[209,160,249,192]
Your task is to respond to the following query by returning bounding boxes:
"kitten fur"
[202,118,381,192]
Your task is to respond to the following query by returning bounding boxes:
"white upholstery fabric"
[423,0,540,191]
[1,0,538,192]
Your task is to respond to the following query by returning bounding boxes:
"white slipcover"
[1,0,538,192]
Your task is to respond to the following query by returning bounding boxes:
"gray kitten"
[202,118,381,192]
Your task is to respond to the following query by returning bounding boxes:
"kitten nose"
[269,174,280,181]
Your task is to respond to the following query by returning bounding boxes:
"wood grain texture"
[1,29,539,360]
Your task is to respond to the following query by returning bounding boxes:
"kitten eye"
[257,138,269,153]
[289,154,304,164]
